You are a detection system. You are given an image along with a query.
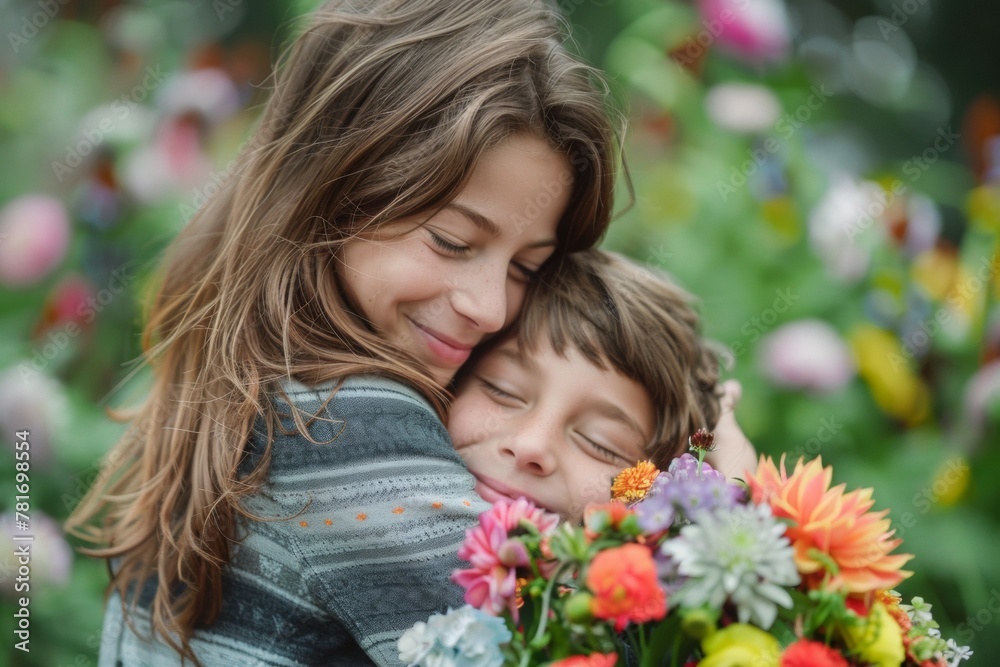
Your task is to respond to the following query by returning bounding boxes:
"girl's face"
[448,335,656,522]
[337,134,568,386]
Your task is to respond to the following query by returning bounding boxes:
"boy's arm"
[704,380,758,482]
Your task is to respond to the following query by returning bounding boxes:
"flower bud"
[681,607,717,639]
[689,428,716,452]
[564,592,594,623]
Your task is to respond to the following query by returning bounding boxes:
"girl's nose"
[450,263,508,333]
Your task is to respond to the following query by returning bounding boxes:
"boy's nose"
[500,414,557,476]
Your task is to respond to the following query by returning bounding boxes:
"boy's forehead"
[489,337,535,369]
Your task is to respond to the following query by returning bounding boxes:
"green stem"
[669,628,681,667]
[532,562,572,648]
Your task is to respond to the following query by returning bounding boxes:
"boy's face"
[448,335,655,521]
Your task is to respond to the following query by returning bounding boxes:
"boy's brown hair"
[499,248,724,469]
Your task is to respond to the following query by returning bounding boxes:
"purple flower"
[635,454,745,532]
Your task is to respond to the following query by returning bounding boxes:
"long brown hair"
[65,0,625,663]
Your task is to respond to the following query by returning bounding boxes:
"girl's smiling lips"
[408,318,475,366]
[472,472,542,508]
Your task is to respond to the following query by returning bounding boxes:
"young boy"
[447,249,756,521]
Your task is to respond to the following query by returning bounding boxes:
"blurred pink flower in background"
[123,68,240,203]
[0,195,71,287]
[0,511,73,593]
[697,0,791,63]
[759,319,856,393]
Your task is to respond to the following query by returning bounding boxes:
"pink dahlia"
[451,497,559,618]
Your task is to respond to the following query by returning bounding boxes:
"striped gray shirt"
[98,375,491,666]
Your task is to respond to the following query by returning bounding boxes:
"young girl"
[68,1,622,665]
[448,249,755,522]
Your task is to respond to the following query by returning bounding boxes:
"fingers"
[719,379,742,413]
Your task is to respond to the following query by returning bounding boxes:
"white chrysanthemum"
[398,605,510,667]
[661,503,799,629]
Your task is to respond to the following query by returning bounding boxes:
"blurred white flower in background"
[705,82,783,134]
[808,173,886,283]
[0,366,71,469]
[0,511,74,594]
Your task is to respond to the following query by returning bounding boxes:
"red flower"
[781,639,850,667]
[586,543,666,631]
[583,501,633,540]
[549,653,618,667]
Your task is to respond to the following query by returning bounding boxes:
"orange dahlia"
[746,455,913,594]
[611,460,660,504]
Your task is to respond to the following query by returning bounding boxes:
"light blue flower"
[660,502,799,629]
[398,605,511,667]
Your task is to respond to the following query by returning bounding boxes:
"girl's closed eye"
[511,262,538,283]
[428,231,470,255]
[428,231,537,281]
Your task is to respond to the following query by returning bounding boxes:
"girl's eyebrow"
[445,202,557,249]
[445,202,499,236]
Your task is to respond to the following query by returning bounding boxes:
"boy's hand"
[705,380,758,483]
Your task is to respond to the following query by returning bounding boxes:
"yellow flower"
[841,601,906,667]
[699,623,780,667]
[611,461,660,504]
[849,324,931,426]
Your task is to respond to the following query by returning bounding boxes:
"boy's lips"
[472,473,541,507]
[408,318,475,366]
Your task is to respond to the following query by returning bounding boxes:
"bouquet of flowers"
[398,431,973,667]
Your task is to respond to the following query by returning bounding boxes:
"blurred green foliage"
[1,0,997,665]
